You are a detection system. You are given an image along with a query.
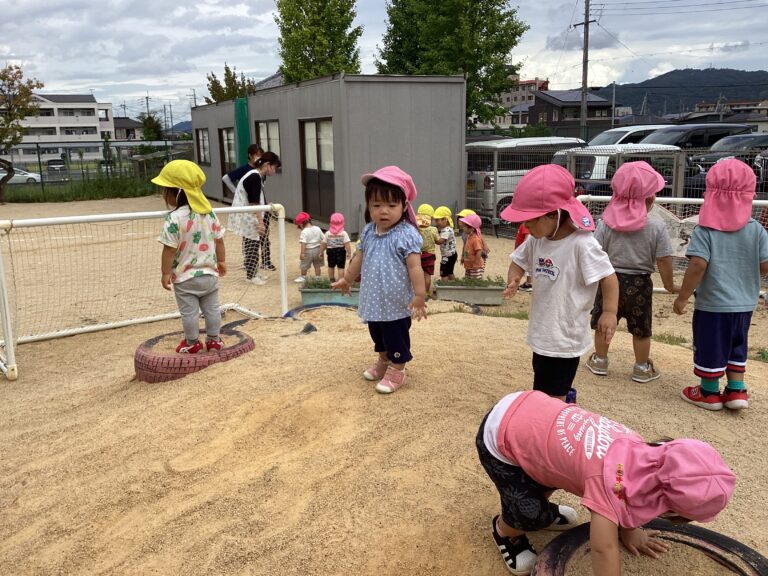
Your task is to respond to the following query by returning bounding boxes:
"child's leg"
[243,237,259,280]
[722,311,752,409]
[682,310,727,410]
[632,336,651,365]
[532,353,579,401]
[173,281,201,344]
[198,279,222,341]
[424,272,431,295]
[328,266,336,282]
[363,322,390,380]
[374,317,412,393]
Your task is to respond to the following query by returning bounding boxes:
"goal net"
[0,206,288,380]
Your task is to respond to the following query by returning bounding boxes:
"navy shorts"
[368,316,413,364]
[326,247,347,269]
[532,353,579,397]
[440,253,458,278]
[476,412,559,531]
[692,310,752,379]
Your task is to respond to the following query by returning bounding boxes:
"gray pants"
[173,275,221,343]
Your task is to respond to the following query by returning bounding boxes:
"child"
[154,160,227,353]
[673,159,768,411]
[332,165,427,394]
[501,164,618,401]
[514,223,532,291]
[458,214,486,278]
[434,206,457,280]
[294,211,325,283]
[417,203,442,297]
[587,161,679,383]
[322,212,352,283]
[477,389,735,576]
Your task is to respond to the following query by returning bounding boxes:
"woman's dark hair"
[363,178,407,224]
[255,151,281,169]
[164,187,189,210]
[247,144,264,157]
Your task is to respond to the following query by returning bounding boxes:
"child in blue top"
[674,159,768,411]
[332,166,427,394]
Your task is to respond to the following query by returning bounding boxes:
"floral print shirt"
[159,205,225,284]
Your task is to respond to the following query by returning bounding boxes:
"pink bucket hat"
[603,161,665,232]
[459,213,483,237]
[500,164,595,231]
[603,438,736,528]
[361,165,418,226]
[699,158,756,232]
[329,212,345,235]
[295,211,310,227]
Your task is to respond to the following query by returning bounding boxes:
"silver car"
[0,168,42,184]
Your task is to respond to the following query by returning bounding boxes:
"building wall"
[192,100,236,200]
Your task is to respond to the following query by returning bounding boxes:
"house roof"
[34,94,98,103]
[114,117,143,129]
[509,102,533,113]
[255,72,284,90]
[535,90,611,107]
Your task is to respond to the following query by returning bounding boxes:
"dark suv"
[639,123,753,148]
[690,133,768,172]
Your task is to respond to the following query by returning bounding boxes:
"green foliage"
[435,275,506,287]
[751,347,768,363]
[204,63,257,104]
[303,276,359,289]
[275,0,362,83]
[652,333,687,346]
[4,177,155,203]
[138,112,164,141]
[377,0,529,126]
[480,308,528,320]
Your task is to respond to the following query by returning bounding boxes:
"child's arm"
[435,229,446,245]
[760,260,768,275]
[589,512,621,576]
[215,237,227,277]
[504,261,526,298]
[619,526,668,559]
[344,241,352,260]
[222,174,237,195]
[673,256,708,314]
[299,240,306,261]
[656,256,677,293]
[597,273,619,344]
[333,251,362,294]
[406,252,427,320]
[161,245,175,290]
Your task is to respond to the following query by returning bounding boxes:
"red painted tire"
[134,319,255,383]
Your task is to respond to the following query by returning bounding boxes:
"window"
[595,109,608,117]
[552,110,559,122]
[255,120,281,157]
[100,131,112,139]
[98,109,110,121]
[62,127,97,135]
[538,112,547,124]
[563,108,579,120]
[300,118,335,218]
[195,129,210,164]
[59,108,96,117]
[23,127,57,136]
[38,108,54,117]
[219,127,236,174]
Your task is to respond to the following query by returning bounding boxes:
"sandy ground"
[1,196,767,575]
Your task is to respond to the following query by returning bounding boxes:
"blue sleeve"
[398,225,423,260]
[359,223,373,254]
[759,226,768,262]
[227,163,250,183]
[686,225,711,262]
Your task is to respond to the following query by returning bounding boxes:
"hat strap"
[548,209,561,240]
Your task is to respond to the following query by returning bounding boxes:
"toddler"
[501,164,618,401]
[459,214,486,278]
[332,166,427,394]
[434,206,457,280]
[294,211,325,283]
[417,203,442,297]
[587,161,678,383]
[674,159,768,411]
[154,160,227,353]
[322,212,352,283]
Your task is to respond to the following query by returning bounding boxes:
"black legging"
[243,237,261,280]
[260,216,272,267]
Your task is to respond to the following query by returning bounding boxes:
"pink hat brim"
[500,197,594,231]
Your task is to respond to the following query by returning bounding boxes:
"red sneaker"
[176,339,204,354]
[722,388,749,410]
[206,338,223,352]
[681,385,723,411]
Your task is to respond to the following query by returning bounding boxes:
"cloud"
[545,28,618,52]
[711,41,750,53]
[647,62,675,79]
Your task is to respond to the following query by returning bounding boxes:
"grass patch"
[303,277,359,289]
[4,176,155,202]
[481,308,529,319]
[435,275,506,287]
[751,347,768,363]
[652,332,687,346]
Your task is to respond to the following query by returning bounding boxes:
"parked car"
[588,125,669,146]
[755,150,768,195]
[47,158,67,172]
[0,167,42,184]
[639,123,753,148]
[690,133,768,172]
[466,136,585,222]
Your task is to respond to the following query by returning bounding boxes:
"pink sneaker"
[363,359,388,381]
[375,366,407,394]
[176,339,204,354]
[206,338,223,352]
[722,388,749,410]
[681,385,723,411]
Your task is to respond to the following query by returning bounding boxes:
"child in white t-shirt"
[294,211,325,283]
[322,212,352,282]
[501,164,618,401]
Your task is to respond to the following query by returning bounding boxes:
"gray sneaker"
[586,353,608,376]
[632,360,660,383]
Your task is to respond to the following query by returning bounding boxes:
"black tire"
[134,319,255,383]
[26,177,36,183]
[532,519,768,576]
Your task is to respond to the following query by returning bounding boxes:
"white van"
[588,125,669,146]
[466,136,585,222]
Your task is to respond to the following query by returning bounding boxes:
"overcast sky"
[2,0,766,124]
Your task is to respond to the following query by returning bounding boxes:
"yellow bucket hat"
[457,208,476,218]
[151,160,212,214]
[417,203,435,217]
[433,205,454,228]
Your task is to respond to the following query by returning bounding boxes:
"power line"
[593,0,760,6]
[592,3,766,15]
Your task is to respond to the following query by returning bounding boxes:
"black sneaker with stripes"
[491,515,537,575]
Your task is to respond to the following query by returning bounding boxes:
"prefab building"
[191,73,466,235]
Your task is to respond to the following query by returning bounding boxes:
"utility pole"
[573,0,596,141]
[168,102,174,140]
[144,93,151,116]
[163,104,168,135]
[188,89,197,107]
[119,101,127,117]
[611,81,616,127]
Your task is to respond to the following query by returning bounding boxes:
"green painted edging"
[300,289,360,307]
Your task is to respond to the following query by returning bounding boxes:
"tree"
[275,0,363,84]
[0,64,44,202]
[377,0,529,127]
[204,63,257,104]
[138,112,164,141]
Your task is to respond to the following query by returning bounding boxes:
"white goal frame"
[0,204,288,381]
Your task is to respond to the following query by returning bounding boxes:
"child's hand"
[161,273,172,291]
[332,277,351,295]
[503,278,520,298]
[666,284,680,294]
[597,312,617,344]
[217,262,227,277]
[620,527,669,559]
[409,295,427,321]
[673,296,688,315]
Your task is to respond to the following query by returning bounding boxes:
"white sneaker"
[248,275,267,286]
[294,276,306,283]
[545,504,580,531]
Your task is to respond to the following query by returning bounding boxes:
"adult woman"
[227,151,281,284]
